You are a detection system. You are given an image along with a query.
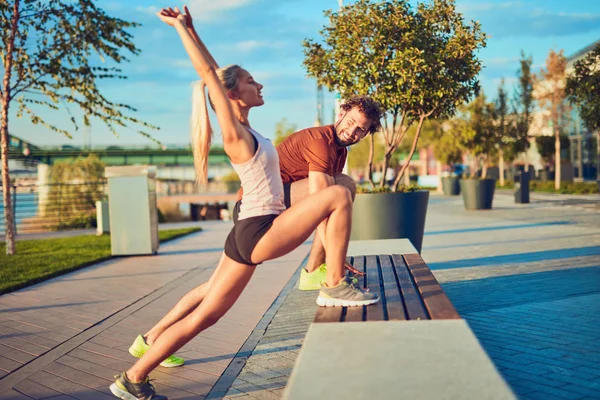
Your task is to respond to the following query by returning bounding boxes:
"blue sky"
[10,0,600,148]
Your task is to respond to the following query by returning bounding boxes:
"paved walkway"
[1,192,599,399]
[0,221,309,399]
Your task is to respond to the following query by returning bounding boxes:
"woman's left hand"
[156,7,185,27]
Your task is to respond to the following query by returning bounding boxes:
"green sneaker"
[110,372,167,400]
[317,275,379,307]
[298,264,327,291]
[299,264,362,291]
[129,335,184,368]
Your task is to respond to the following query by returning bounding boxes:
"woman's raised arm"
[157,10,245,145]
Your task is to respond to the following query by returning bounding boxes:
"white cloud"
[484,57,519,66]
[186,0,255,21]
[457,2,521,12]
[170,59,193,68]
[231,40,286,53]
[135,5,160,15]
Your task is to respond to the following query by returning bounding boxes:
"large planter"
[350,191,429,253]
[441,176,461,196]
[460,179,496,210]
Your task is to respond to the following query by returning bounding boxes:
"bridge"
[5,134,228,166]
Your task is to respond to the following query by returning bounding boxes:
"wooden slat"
[403,253,461,320]
[392,254,429,320]
[365,255,386,321]
[379,255,407,321]
[344,256,365,322]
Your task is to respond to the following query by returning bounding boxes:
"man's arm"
[309,171,335,252]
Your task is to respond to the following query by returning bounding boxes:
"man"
[127,95,383,367]
[275,95,383,290]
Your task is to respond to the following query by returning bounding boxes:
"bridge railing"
[0,182,107,234]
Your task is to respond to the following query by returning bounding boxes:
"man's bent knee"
[334,174,357,200]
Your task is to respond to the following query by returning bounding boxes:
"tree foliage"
[535,49,570,189]
[348,132,385,170]
[47,154,105,230]
[565,43,600,132]
[454,93,497,178]
[417,119,463,167]
[0,0,158,139]
[274,118,297,146]
[535,135,570,165]
[1,0,154,254]
[510,51,534,161]
[303,0,486,191]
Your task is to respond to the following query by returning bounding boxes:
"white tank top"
[232,128,286,220]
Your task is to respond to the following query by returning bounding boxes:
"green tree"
[494,79,509,186]
[347,131,385,171]
[47,154,105,230]
[535,135,570,167]
[511,51,535,169]
[0,0,157,255]
[535,49,570,190]
[565,43,600,133]
[458,93,497,178]
[414,119,463,172]
[303,0,486,191]
[274,118,297,146]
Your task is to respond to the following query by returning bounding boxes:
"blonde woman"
[110,6,378,400]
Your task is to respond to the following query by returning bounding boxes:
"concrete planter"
[350,191,429,253]
[460,179,496,210]
[441,176,461,196]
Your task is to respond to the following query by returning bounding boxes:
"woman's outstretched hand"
[156,7,186,27]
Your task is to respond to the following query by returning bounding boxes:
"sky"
[8,0,600,148]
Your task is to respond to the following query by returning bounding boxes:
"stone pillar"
[37,163,50,216]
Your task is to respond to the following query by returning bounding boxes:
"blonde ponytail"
[190,65,243,185]
[191,80,212,185]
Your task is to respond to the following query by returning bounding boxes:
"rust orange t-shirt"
[277,124,347,184]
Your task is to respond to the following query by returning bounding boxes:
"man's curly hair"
[340,96,384,134]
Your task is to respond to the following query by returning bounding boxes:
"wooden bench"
[284,239,515,400]
[314,253,460,323]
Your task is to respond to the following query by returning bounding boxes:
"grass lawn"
[0,227,202,295]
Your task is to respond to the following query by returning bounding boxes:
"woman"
[110,6,378,400]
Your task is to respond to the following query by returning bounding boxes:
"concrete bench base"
[284,320,515,400]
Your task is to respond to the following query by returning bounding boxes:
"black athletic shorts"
[224,213,277,265]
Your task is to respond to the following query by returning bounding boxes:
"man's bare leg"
[289,174,356,273]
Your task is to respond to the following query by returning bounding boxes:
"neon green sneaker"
[298,264,327,291]
[299,264,362,291]
[129,335,184,368]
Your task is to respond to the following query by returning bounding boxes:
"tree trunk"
[499,150,505,187]
[481,157,488,179]
[380,152,392,189]
[436,160,443,193]
[1,0,20,255]
[366,131,375,189]
[393,116,425,191]
[555,130,561,190]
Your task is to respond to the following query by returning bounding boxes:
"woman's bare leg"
[126,255,255,382]
[252,185,352,287]
[143,253,227,345]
